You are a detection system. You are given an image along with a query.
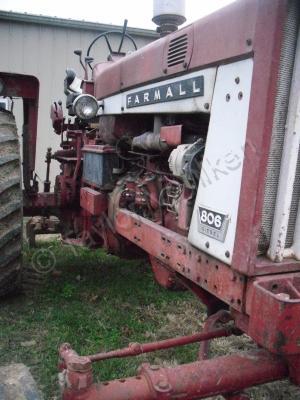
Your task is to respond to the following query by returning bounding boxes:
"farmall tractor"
[1,0,300,399]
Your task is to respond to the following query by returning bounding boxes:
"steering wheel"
[86,19,137,69]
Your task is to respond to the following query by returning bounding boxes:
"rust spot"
[274,331,287,353]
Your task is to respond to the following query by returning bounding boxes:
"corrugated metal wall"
[0,13,155,184]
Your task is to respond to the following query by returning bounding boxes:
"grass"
[0,240,204,399]
[1,239,299,399]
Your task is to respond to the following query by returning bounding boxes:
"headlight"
[73,94,99,120]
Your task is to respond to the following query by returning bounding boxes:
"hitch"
[59,346,288,400]
[58,314,292,400]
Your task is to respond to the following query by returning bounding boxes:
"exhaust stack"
[152,0,186,36]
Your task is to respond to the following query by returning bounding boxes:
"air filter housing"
[153,0,186,36]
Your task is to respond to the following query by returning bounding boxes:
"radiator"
[259,0,300,261]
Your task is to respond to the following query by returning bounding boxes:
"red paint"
[149,256,178,289]
[91,0,300,278]
[50,101,65,135]
[162,25,194,75]
[160,125,182,147]
[199,310,232,360]
[9,0,299,396]
[93,1,257,99]
[247,273,300,355]
[0,73,39,191]
[87,327,235,362]
[24,193,56,214]
[233,0,289,275]
[80,188,108,216]
[115,209,245,310]
[0,72,39,99]
[61,350,288,400]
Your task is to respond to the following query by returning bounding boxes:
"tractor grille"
[167,34,188,67]
[286,149,300,247]
[258,0,300,253]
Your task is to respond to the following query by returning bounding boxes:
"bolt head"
[158,380,169,390]
[149,365,160,371]
[68,356,91,372]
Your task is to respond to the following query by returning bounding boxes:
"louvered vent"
[167,34,188,67]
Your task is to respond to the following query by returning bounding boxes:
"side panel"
[99,68,216,115]
[188,59,253,265]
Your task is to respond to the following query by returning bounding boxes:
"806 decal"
[199,208,222,229]
[197,206,229,242]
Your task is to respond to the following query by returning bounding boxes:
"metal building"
[0,10,157,182]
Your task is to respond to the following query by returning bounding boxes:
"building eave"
[0,10,158,38]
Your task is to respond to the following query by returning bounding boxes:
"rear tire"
[0,110,23,296]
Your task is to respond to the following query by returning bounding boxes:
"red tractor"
[1,0,300,398]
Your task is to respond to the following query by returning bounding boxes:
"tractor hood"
[92,0,257,100]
